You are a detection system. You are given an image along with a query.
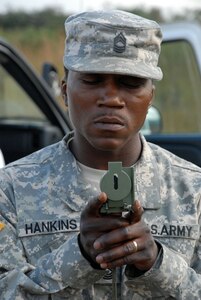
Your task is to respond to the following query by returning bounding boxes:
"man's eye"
[82,79,100,84]
[120,81,144,88]
[81,76,102,85]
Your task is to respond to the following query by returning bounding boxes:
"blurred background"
[1,0,201,78]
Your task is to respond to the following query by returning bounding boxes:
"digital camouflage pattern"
[63,10,163,80]
[0,132,201,299]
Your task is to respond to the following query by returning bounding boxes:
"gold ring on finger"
[132,240,138,253]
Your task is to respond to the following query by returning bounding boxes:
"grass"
[0,27,66,77]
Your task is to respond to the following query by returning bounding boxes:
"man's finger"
[82,192,108,217]
[128,200,144,224]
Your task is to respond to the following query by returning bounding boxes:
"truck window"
[154,40,201,133]
[0,65,47,121]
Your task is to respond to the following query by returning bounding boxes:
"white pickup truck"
[0,22,201,166]
[0,149,5,168]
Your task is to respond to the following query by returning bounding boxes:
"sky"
[1,0,201,14]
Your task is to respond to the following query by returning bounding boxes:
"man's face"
[64,71,154,152]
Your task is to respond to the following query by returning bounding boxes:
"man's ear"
[149,84,155,108]
[61,80,68,106]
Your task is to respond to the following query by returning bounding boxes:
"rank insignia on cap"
[113,32,126,53]
[0,222,5,231]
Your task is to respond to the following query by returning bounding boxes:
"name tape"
[19,218,79,236]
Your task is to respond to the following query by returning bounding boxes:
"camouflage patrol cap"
[63,10,163,80]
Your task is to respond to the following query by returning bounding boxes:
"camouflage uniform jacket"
[0,132,201,299]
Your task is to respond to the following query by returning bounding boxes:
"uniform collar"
[61,133,100,212]
[135,135,161,210]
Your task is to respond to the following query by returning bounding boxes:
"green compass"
[100,162,135,214]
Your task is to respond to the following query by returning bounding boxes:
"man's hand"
[80,192,129,264]
[80,193,159,271]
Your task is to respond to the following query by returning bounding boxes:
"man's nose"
[97,81,124,107]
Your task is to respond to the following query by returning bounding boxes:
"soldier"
[0,9,201,300]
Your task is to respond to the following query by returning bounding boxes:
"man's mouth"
[94,116,125,131]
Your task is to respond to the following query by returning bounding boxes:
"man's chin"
[90,137,124,152]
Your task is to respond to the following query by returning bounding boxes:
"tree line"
[0,7,201,30]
